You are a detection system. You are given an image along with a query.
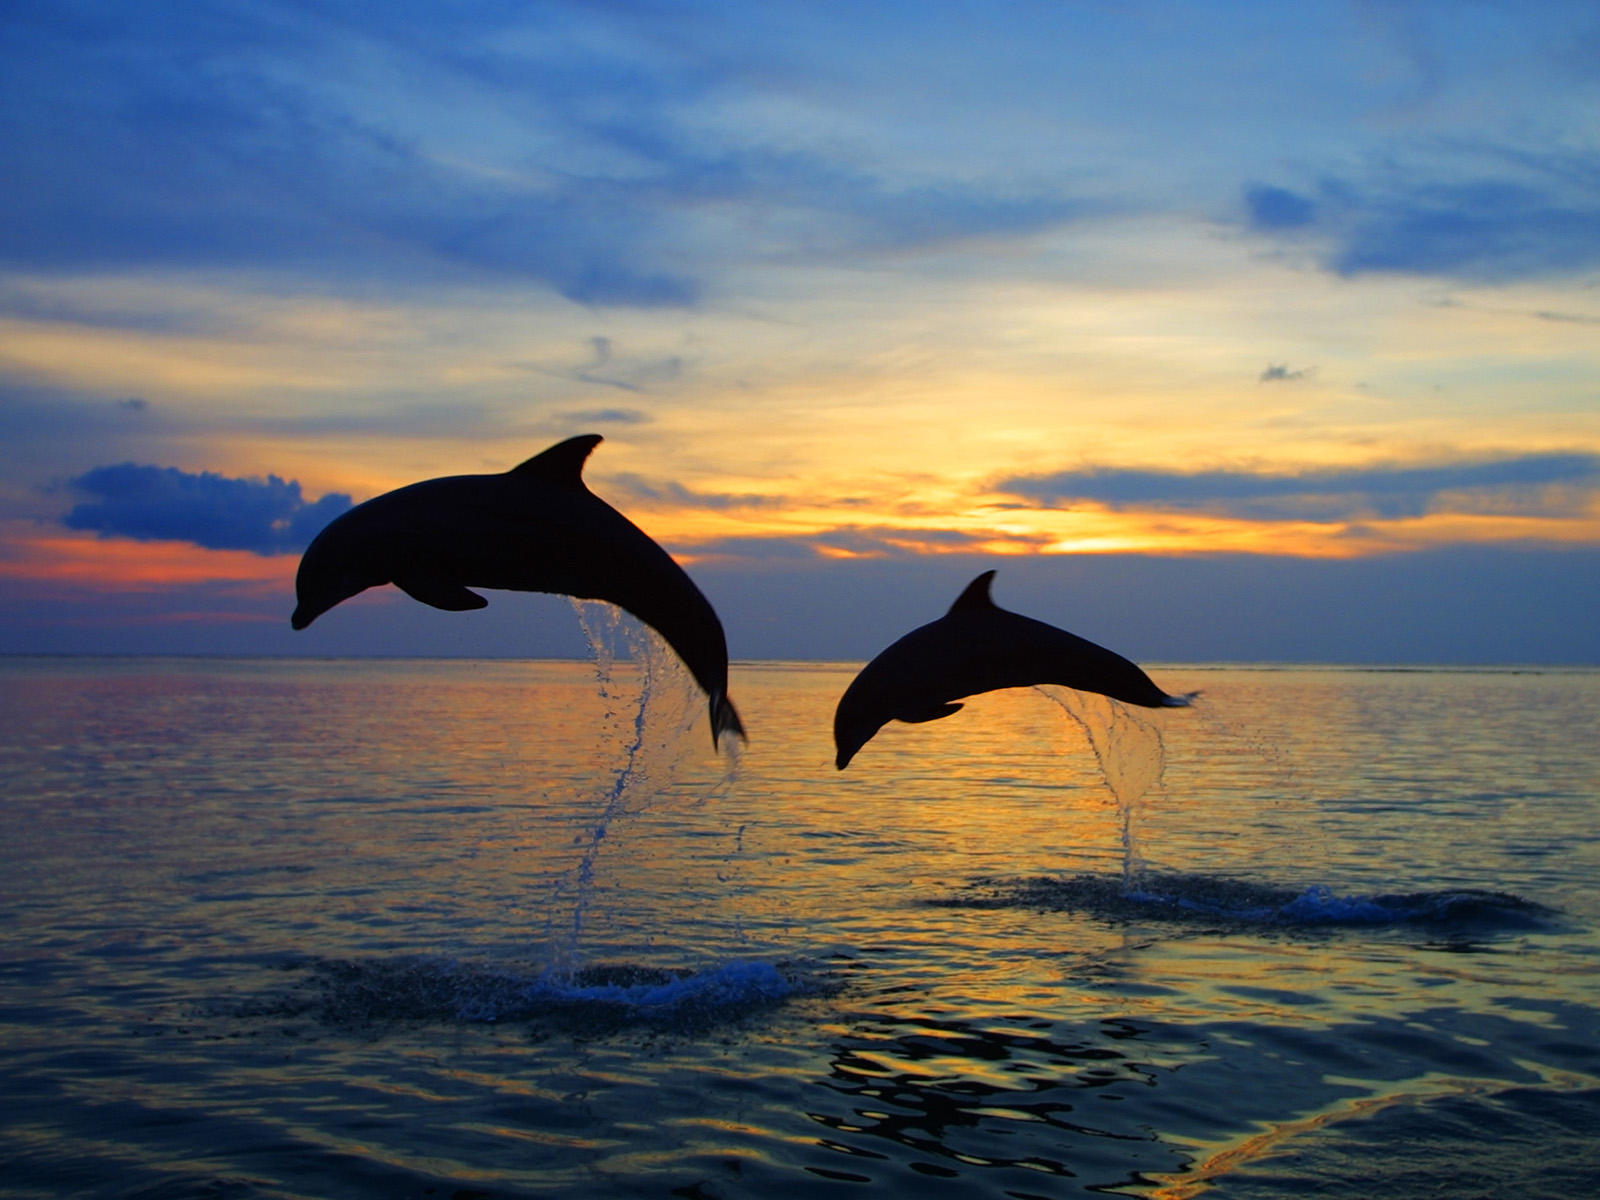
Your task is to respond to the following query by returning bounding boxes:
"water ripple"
[940,872,1557,933]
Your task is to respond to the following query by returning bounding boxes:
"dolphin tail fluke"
[1162,690,1202,707]
[709,691,746,751]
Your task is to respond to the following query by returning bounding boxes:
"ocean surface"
[2,623,1597,1198]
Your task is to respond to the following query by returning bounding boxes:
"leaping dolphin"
[291,435,745,749]
[833,570,1192,769]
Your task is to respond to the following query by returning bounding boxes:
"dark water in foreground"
[1,643,1596,1198]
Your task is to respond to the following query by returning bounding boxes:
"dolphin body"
[833,570,1193,769]
[291,435,744,748]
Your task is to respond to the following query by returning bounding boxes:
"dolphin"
[833,570,1193,769]
[291,434,744,749]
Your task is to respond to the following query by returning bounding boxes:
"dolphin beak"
[290,605,315,630]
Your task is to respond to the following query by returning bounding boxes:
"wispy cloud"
[0,3,1100,312]
[681,524,1052,565]
[62,464,352,555]
[996,454,1600,523]
[559,406,652,426]
[1,4,699,306]
[1533,308,1600,326]
[606,474,783,512]
[1244,184,1316,231]
[1243,144,1600,283]
[1333,181,1600,282]
[537,337,685,396]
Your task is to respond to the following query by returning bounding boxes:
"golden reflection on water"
[2,654,1598,1198]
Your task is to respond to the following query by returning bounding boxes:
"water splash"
[539,601,749,980]
[1037,687,1169,893]
[223,955,806,1034]
[540,601,702,981]
[943,872,1554,933]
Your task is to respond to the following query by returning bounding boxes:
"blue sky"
[2,0,1597,662]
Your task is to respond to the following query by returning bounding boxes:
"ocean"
[2,620,1597,1198]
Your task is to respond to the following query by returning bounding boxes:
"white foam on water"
[519,958,797,1016]
[282,954,806,1030]
[954,872,1553,931]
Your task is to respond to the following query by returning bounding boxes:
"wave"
[939,872,1556,932]
[213,956,807,1034]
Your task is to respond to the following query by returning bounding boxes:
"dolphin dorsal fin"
[509,434,602,489]
[947,570,999,615]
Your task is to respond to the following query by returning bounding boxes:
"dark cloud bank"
[997,453,1600,523]
[29,452,1598,663]
[63,463,351,555]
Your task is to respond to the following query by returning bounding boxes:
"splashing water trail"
[1037,686,1170,893]
[539,600,705,981]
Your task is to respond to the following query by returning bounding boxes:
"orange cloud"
[659,498,1600,567]
[0,526,295,594]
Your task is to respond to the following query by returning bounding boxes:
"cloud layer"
[997,454,1600,523]
[1243,146,1600,283]
[1,2,1096,309]
[63,464,352,555]
[2,2,1598,661]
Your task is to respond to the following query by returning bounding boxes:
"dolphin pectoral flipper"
[901,702,964,723]
[395,576,489,612]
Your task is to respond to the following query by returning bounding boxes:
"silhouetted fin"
[508,433,603,489]
[947,569,998,615]
[901,702,964,723]
[396,577,489,612]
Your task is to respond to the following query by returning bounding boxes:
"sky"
[2,0,1598,664]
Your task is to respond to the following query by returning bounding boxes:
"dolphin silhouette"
[291,434,744,748]
[833,570,1193,769]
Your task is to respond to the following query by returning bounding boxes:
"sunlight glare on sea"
[1,647,1596,1198]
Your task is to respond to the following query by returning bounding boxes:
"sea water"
[0,649,1596,1198]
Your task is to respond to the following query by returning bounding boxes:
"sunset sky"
[3,1,1597,663]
